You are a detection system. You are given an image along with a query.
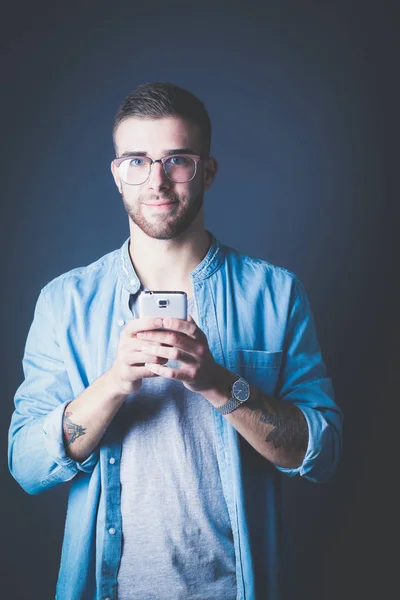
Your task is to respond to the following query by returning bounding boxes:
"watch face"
[233,378,250,402]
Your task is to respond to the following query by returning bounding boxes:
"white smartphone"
[138,291,188,320]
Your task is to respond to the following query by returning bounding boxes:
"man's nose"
[147,160,170,188]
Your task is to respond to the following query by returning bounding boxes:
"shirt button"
[108,527,116,535]
[109,457,116,465]
[130,279,135,285]
[104,597,111,600]
[117,319,125,327]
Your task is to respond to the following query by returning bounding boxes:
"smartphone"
[138,291,188,320]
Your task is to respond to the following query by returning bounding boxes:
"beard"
[121,189,204,240]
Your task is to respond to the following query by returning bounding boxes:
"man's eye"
[130,158,145,167]
[168,156,185,165]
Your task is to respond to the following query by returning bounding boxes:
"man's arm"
[201,367,309,468]
[140,322,309,469]
[64,364,308,469]
[138,277,343,481]
[9,290,89,495]
[8,285,170,493]
[60,371,127,463]
[62,317,169,462]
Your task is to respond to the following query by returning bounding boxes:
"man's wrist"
[201,364,237,408]
[103,369,132,401]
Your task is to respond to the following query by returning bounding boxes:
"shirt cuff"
[42,400,99,473]
[274,405,334,482]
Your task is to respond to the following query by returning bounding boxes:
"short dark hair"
[113,82,212,156]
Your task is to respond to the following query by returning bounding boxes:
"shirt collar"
[116,230,224,294]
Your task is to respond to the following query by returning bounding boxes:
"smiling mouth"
[144,200,177,207]
[143,201,178,213]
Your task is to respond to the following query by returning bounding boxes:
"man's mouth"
[144,199,178,210]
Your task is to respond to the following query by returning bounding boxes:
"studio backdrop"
[1,1,396,599]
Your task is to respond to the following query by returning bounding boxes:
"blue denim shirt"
[8,233,343,600]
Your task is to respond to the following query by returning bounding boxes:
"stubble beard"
[121,189,204,240]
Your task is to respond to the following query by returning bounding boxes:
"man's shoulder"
[222,242,298,285]
[41,244,122,297]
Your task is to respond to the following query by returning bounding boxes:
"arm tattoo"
[63,410,86,446]
[246,390,308,453]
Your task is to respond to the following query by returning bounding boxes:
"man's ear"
[111,161,122,194]
[204,157,218,190]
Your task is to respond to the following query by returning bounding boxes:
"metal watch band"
[214,375,250,415]
[215,397,243,415]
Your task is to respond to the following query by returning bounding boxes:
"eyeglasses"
[113,154,203,186]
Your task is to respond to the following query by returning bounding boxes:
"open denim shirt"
[8,233,343,600]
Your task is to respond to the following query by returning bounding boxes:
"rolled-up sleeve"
[275,276,343,482]
[8,289,98,495]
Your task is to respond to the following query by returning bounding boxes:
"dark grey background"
[1,1,397,599]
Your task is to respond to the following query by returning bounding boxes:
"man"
[8,82,343,600]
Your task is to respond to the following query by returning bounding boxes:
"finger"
[124,317,165,337]
[122,337,167,352]
[141,343,196,364]
[159,317,200,340]
[124,350,169,366]
[120,365,162,380]
[144,362,188,381]
[136,329,199,355]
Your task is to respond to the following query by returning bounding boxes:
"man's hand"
[135,315,222,394]
[108,317,170,396]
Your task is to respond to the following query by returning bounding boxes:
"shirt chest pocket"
[227,349,283,396]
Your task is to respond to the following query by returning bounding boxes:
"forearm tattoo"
[246,390,308,453]
[63,410,86,446]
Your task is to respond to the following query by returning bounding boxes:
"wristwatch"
[215,375,251,415]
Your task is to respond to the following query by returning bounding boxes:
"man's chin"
[123,192,204,240]
[138,223,188,240]
[125,214,181,240]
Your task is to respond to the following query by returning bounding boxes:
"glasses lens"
[119,157,151,185]
[164,156,196,183]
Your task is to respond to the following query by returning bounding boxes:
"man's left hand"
[136,315,222,394]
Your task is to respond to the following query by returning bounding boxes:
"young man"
[8,82,343,600]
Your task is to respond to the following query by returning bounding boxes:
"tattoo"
[63,410,86,446]
[247,390,308,453]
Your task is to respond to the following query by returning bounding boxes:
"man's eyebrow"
[118,148,199,158]
[164,148,198,156]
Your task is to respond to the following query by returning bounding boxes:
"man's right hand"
[62,317,171,462]
[108,317,170,396]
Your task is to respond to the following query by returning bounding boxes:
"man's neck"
[128,227,211,295]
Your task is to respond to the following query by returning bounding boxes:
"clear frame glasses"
[113,154,203,186]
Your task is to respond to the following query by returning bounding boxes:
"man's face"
[111,117,216,240]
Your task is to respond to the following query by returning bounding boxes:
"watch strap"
[215,397,243,415]
[214,375,250,415]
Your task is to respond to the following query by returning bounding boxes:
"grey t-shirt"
[117,293,237,600]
